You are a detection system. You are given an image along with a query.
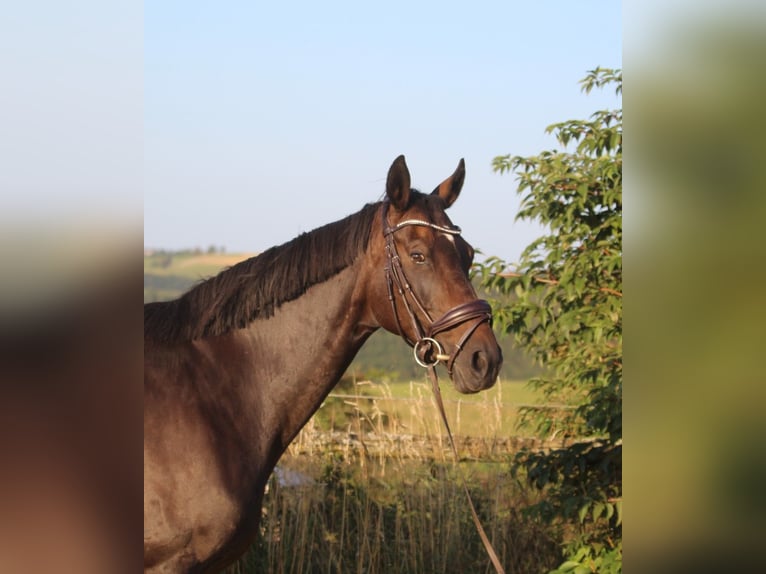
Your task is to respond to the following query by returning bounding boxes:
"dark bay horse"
[144,155,503,573]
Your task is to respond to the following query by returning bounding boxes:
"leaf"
[578,503,590,524]
[592,502,605,521]
[593,326,603,343]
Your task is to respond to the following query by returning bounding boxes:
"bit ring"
[413,337,447,368]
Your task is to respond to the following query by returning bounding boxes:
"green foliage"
[475,68,622,572]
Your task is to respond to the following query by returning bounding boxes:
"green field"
[144,249,255,279]
[317,378,543,439]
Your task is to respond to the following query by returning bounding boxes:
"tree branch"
[497,271,622,297]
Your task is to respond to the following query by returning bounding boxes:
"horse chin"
[450,345,502,394]
[452,363,501,395]
[451,374,496,394]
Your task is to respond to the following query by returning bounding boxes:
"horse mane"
[144,202,381,342]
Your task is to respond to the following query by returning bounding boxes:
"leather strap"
[427,299,492,374]
[428,365,506,574]
[427,299,492,337]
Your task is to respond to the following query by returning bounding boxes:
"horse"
[143,155,503,573]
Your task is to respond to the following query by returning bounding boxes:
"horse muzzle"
[415,299,503,393]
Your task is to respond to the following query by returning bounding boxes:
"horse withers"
[144,155,503,573]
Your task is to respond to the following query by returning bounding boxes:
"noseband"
[381,202,493,375]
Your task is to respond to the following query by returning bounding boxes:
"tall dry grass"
[226,381,564,574]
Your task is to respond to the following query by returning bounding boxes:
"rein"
[381,202,506,574]
[427,366,506,574]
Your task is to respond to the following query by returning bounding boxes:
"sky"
[143,1,622,263]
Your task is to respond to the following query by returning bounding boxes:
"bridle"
[381,201,493,375]
[380,200,506,574]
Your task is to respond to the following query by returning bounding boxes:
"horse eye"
[410,251,426,264]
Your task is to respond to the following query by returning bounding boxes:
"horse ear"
[431,158,465,208]
[386,155,411,211]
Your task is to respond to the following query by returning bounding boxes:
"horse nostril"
[471,350,488,375]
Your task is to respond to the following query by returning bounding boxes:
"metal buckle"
[413,337,449,368]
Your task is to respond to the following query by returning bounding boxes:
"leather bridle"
[381,201,493,375]
[381,200,506,574]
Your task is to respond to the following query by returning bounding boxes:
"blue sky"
[145,1,622,262]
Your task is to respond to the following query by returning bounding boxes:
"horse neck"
[239,260,376,457]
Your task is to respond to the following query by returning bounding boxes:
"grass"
[313,378,545,441]
[144,251,256,282]
[224,377,568,574]
[144,251,258,305]
[144,251,256,277]
[231,456,560,574]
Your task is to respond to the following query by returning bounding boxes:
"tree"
[475,68,622,573]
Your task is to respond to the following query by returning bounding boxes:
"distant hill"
[144,250,538,381]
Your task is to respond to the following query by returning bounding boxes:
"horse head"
[367,155,503,393]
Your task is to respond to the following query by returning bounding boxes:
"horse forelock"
[144,202,380,342]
